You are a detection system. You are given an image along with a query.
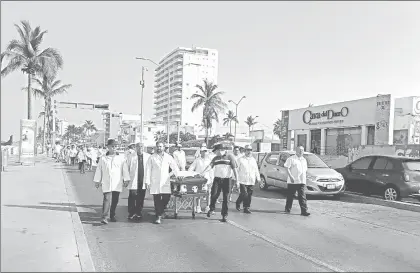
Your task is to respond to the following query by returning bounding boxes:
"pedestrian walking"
[144,141,183,224]
[126,142,150,221]
[188,146,212,213]
[93,139,130,224]
[200,143,238,222]
[77,147,87,174]
[194,142,207,159]
[125,143,135,158]
[235,145,261,213]
[228,146,243,202]
[284,146,311,216]
[69,145,77,165]
[172,142,186,171]
[46,142,51,157]
[54,142,62,162]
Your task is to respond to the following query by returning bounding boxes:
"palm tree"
[245,115,258,135]
[154,130,166,142]
[222,110,238,134]
[25,73,71,149]
[83,120,97,139]
[273,118,283,139]
[191,79,227,145]
[65,125,77,143]
[1,21,64,119]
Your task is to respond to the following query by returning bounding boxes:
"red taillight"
[403,173,410,182]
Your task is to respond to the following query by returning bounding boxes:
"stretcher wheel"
[192,212,195,219]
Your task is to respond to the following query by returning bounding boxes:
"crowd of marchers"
[52,139,311,225]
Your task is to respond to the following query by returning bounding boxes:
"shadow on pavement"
[4,204,78,213]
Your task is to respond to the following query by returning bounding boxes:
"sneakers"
[128,214,137,221]
[284,209,291,214]
[244,208,251,214]
[221,216,227,222]
[236,204,241,211]
[110,217,117,222]
[204,206,210,213]
[154,216,162,224]
[301,212,311,216]
[195,206,202,213]
[101,219,108,224]
[207,210,215,218]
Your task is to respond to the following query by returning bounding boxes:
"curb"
[341,192,420,213]
[60,164,96,272]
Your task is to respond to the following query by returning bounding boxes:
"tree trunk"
[27,74,33,119]
[229,121,232,134]
[42,108,46,154]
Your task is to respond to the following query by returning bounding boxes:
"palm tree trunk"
[27,74,32,119]
[229,121,232,134]
[42,109,46,153]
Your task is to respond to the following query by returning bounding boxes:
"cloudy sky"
[2,1,420,139]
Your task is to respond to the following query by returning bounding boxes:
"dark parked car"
[335,155,420,201]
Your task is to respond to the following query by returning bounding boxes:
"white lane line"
[227,219,346,273]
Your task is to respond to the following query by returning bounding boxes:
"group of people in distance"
[92,139,310,225]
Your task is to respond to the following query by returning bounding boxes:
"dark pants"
[70,157,76,165]
[102,191,120,220]
[79,161,85,172]
[128,188,147,216]
[285,184,308,213]
[153,194,171,217]
[209,177,230,216]
[236,184,254,209]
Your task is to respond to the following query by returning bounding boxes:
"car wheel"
[383,186,401,201]
[259,176,268,190]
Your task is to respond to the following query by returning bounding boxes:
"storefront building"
[282,95,396,156]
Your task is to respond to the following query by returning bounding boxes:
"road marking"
[227,219,345,273]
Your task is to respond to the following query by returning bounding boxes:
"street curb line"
[60,165,96,272]
[341,192,420,213]
[227,219,346,273]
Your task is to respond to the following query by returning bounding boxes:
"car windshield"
[303,154,329,168]
[403,160,420,171]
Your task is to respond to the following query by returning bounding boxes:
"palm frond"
[1,56,24,78]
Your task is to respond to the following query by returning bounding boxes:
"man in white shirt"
[54,142,62,162]
[172,142,186,171]
[189,146,212,213]
[69,145,77,165]
[235,145,261,213]
[284,146,310,216]
[94,139,130,224]
[144,141,183,224]
[228,146,243,202]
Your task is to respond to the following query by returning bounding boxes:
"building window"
[367,126,375,145]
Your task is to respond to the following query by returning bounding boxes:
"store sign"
[19,119,37,165]
[281,111,289,149]
[414,98,420,115]
[374,95,392,145]
[302,107,349,125]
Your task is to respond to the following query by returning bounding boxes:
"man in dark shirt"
[200,143,238,222]
[127,142,150,221]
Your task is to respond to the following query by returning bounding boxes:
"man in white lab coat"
[235,145,261,213]
[94,139,131,224]
[144,141,183,224]
[126,142,150,221]
[172,142,186,171]
[188,146,212,213]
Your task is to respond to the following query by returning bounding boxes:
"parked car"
[252,152,268,169]
[335,155,420,201]
[259,151,345,197]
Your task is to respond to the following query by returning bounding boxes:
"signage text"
[302,107,349,125]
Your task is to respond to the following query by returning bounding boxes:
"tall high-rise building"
[153,47,219,134]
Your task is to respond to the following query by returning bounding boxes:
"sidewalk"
[1,155,94,272]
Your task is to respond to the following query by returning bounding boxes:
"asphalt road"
[60,164,420,272]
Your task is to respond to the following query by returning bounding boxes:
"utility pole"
[140,66,146,145]
[177,121,180,142]
[167,68,171,147]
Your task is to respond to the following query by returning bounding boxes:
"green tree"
[1,21,63,119]
[273,118,283,139]
[83,120,97,139]
[25,73,71,151]
[191,79,227,145]
[245,115,258,135]
[223,110,238,135]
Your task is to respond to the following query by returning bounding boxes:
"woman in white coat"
[94,139,130,224]
[126,142,150,220]
[144,141,183,224]
[188,146,212,213]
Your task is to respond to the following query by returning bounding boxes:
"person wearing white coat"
[126,142,150,221]
[144,141,183,224]
[188,146,212,213]
[235,145,261,213]
[172,142,186,171]
[94,139,130,224]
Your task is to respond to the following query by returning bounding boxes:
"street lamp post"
[136,57,200,146]
[228,96,246,142]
